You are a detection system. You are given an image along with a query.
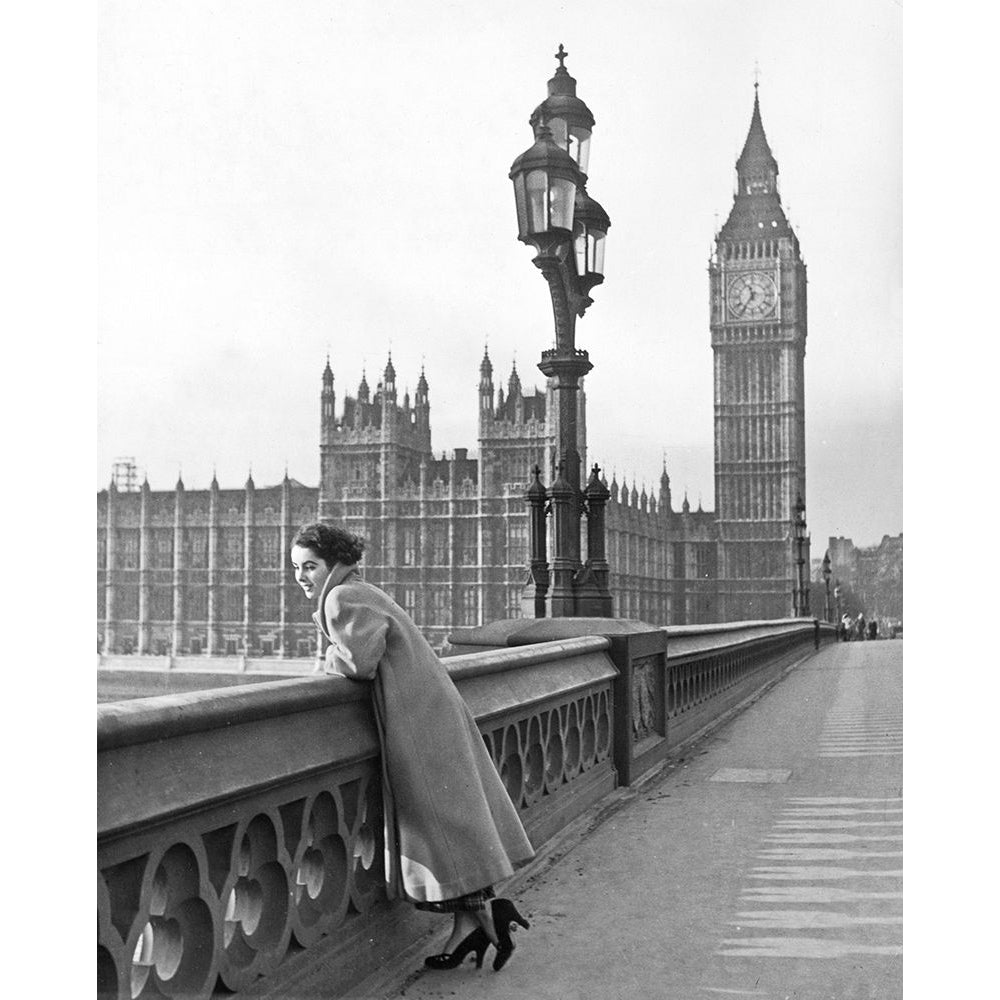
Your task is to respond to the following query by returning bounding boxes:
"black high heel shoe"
[424,927,490,970]
[490,898,530,972]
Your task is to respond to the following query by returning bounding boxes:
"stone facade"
[97,351,729,653]
[97,89,812,654]
[827,534,903,622]
[97,476,320,657]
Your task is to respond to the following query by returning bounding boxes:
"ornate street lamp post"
[792,494,810,617]
[511,45,613,618]
[834,579,842,638]
[822,550,832,622]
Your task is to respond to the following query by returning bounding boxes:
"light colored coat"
[313,563,534,902]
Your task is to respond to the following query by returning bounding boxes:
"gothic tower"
[710,86,809,620]
[477,353,553,498]
[318,354,432,521]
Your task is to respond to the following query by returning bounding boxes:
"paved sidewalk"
[357,640,902,1000]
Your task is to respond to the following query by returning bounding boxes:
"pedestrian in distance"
[856,614,867,641]
[868,618,879,641]
[291,521,534,973]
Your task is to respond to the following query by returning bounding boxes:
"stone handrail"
[659,618,832,763]
[98,635,616,1000]
[98,620,832,999]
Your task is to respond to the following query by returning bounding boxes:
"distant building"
[97,474,320,657]
[97,351,720,655]
[97,88,812,654]
[827,534,903,621]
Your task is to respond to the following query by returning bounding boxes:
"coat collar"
[311,562,360,638]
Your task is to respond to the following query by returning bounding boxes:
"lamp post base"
[573,563,614,617]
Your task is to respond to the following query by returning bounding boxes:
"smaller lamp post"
[822,551,832,622]
[833,579,842,639]
[792,494,809,617]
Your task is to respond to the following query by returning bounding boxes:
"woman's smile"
[290,545,333,599]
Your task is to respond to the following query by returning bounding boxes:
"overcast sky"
[98,0,902,548]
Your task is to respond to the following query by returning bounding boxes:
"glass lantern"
[547,117,592,175]
[573,188,610,281]
[530,48,596,177]
[510,127,582,246]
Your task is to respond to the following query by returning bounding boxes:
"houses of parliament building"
[97,88,810,655]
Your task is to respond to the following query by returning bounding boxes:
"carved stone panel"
[631,654,663,743]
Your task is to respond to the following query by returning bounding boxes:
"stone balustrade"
[98,618,833,1000]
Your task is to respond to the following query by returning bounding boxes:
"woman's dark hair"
[292,522,365,566]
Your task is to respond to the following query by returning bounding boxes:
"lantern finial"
[555,44,569,71]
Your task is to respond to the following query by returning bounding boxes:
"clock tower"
[710,86,809,620]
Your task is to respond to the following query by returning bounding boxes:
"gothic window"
[154,530,174,569]
[673,543,686,579]
[118,585,139,619]
[401,588,418,617]
[220,586,244,621]
[254,586,280,622]
[401,526,418,566]
[430,525,448,565]
[185,529,209,569]
[186,587,208,620]
[508,521,527,565]
[457,524,477,565]
[365,525,380,563]
[151,587,173,620]
[253,529,281,567]
[97,530,107,569]
[507,588,521,619]
[695,545,717,580]
[429,588,449,626]
[119,530,139,569]
[460,587,478,626]
[222,529,244,569]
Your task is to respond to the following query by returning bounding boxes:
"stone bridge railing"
[98,618,834,999]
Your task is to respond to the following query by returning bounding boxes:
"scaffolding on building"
[111,457,139,492]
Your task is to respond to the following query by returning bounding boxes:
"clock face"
[726,272,777,320]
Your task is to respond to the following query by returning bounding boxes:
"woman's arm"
[322,586,388,680]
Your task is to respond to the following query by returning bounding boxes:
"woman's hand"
[323,589,387,679]
[323,644,340,673]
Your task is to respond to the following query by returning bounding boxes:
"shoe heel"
[424,927,489,971]
[494,898,530,930]
[490,898,528,972]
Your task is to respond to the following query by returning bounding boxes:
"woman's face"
[290,545,333,600]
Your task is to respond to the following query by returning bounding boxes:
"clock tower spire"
[721,86,791,238]
[710,86,809,620]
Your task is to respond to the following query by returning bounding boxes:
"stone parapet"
[97,620,833,999]
[98,636,616,1000]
